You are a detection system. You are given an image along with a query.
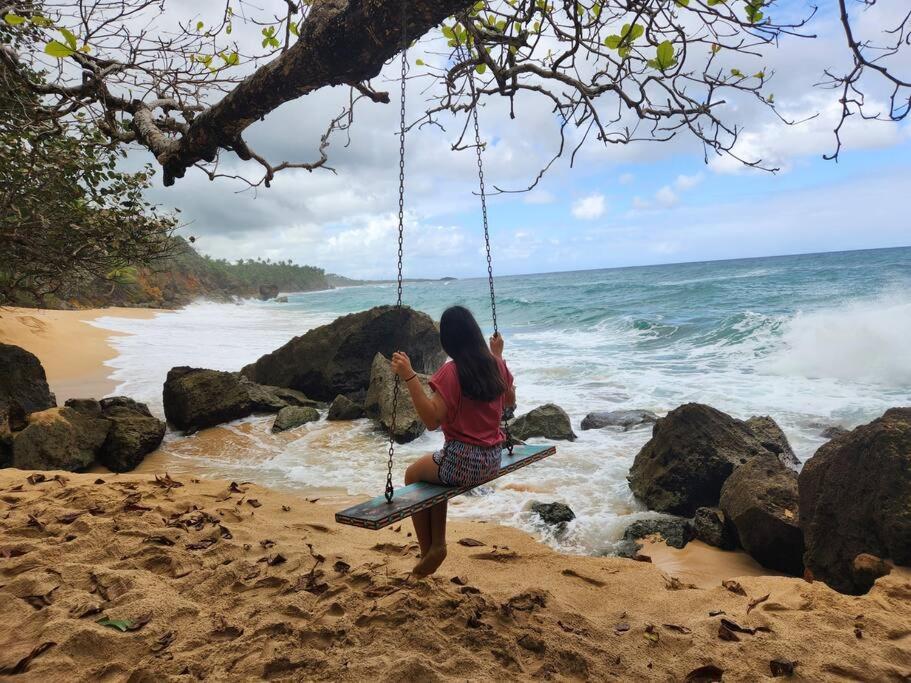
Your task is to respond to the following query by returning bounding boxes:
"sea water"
[90,247,911,555]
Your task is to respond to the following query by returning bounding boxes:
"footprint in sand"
[16,315,47,335]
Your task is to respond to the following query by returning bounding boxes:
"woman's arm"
[391,351,447,430]
[490,333,517,409]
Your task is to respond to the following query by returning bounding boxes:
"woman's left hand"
[391,351,414,379]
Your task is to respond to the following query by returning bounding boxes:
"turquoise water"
[96,246,911,555]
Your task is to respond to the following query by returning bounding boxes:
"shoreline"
[0,306,162,403]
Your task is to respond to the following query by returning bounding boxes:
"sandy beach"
[0,307,161,404]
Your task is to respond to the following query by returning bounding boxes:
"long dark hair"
[439,305,506,402]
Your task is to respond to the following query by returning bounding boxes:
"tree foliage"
[0,0,907,190]
[0,26,177,305]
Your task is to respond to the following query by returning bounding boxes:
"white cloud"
[674,173,704,190]
[631,196,650,210]
[571,193,606,220]
[618,173,635,185]
[655,186,679,207]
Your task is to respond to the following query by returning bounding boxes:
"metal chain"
[466,63,514,456]
[385,4,408,504]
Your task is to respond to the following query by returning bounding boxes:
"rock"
[327,395,365,421]
[241,306,446,402]
[530,501,575,529]
[364,354,428,444]
[799,407,911,594]
[97,397,166,472]
[275,296,289,303]
[821,425,849,440]
[622,517,693,549]
[272,406,320,433]
[64,398,103,416]
[12,407,110,471]
[0,343,56,422]
[162,367,318,432]
[258,284,279,300]
[745,415,799,468]
[693,507,737,550]
[511,404,577,442]
[720,455,804,575]
[851,554,891,588]
[627,403,780,516]
[581,409,658,431]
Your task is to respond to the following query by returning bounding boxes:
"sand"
[1,470,909,682]
[0,307,161,403]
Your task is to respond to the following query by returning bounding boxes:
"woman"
[391,305,516,575]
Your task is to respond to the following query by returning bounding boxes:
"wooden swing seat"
[335,444,557,530]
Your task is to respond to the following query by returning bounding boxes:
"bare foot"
[412,544,448,576]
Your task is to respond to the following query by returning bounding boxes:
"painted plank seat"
[335,444,557,530]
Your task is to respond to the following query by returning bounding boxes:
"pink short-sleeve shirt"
[429,357,513,447]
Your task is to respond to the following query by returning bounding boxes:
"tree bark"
[160,0,472,185]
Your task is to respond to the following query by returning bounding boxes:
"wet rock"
[0,343,56,424]
[327,395,365,421]
[275,296,289,303]
[693,507,737,550]
[12,407,110,471]
[799,407,911,594]
[821,425,849,440]
[511,404,576,442]
[258,284,279,300]
[622,517,693,549]
[97,397,166,472]
[241,306,446,402]
[364,354,428,444]
[745,415,799,468]
[581,409,658,431]
[272,406,320,433]
[64,398,103,416]
[530,501,575,529]
[720,455,804,575]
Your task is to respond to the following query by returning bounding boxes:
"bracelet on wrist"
[404,373,417,382]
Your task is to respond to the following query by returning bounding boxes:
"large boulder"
[799,407,911,594]
[627,403,789,516]
[0,343,56,425]
[622,517,693,549]
[258,284,280,300]
[327,394,365,421]
[12,407,110,471]
[241,306,446,402]
[720,455,804,575]
[162,367,317,432]
[97,397,166,472]
[511,404,576,442]
[364,354,428,444]
[745,415,799,468]
[693,507,737,550]
[272,406,320,433]
[581,409,658,431]
[530,501,576,530]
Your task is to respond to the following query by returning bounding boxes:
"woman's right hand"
[490,332,504,358]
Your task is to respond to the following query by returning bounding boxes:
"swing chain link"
[466,62,514,456]
[386,3,408,504]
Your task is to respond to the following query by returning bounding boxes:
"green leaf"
[226,22,232,35]
[44,40,75,58]
[196,20,204,30]
[675,0,689,5]
[3,13,26,25]
[289,21,299,36]
[730,68,743,77]
[753,71,765,79]
[415,58,425,66]
[60,27,78,51]
[222,51,239,66]
[475,63,487,74]
[30,14,53,27]
[604,35,620,49]
[649,41,677,70]
[97,617,132,632]
[441,25,455,39]
[711,43,721,54]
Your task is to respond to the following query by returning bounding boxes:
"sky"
[137,0,911,280]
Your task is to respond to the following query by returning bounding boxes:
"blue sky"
[145,0,911,280]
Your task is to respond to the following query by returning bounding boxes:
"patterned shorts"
[433,440,503,487]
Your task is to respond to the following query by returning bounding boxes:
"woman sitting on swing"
[391,305,516,576]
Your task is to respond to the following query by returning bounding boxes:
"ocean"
[91,246,911,556]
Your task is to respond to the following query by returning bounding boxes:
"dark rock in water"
[531,501,575,529]
[64,398,103,416]
[821,425,849,440]
[364,354,428,444]
[327,395,365,421]
[622,517,694,549]
[258,284,280,300]
[272,405,320,433]
[745,415,800,468]
[241,306,446,402]
[627,403,774,516]
[275,296,289,303]
[97,397,165,472]
[581,409,658,431]
[799,407,911,594]
[720,455,804,575]
[693,507,737,550]
[511,404,576,442]
[12,407,110,471]
[0,343,56,424]
[163,367,317,432]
